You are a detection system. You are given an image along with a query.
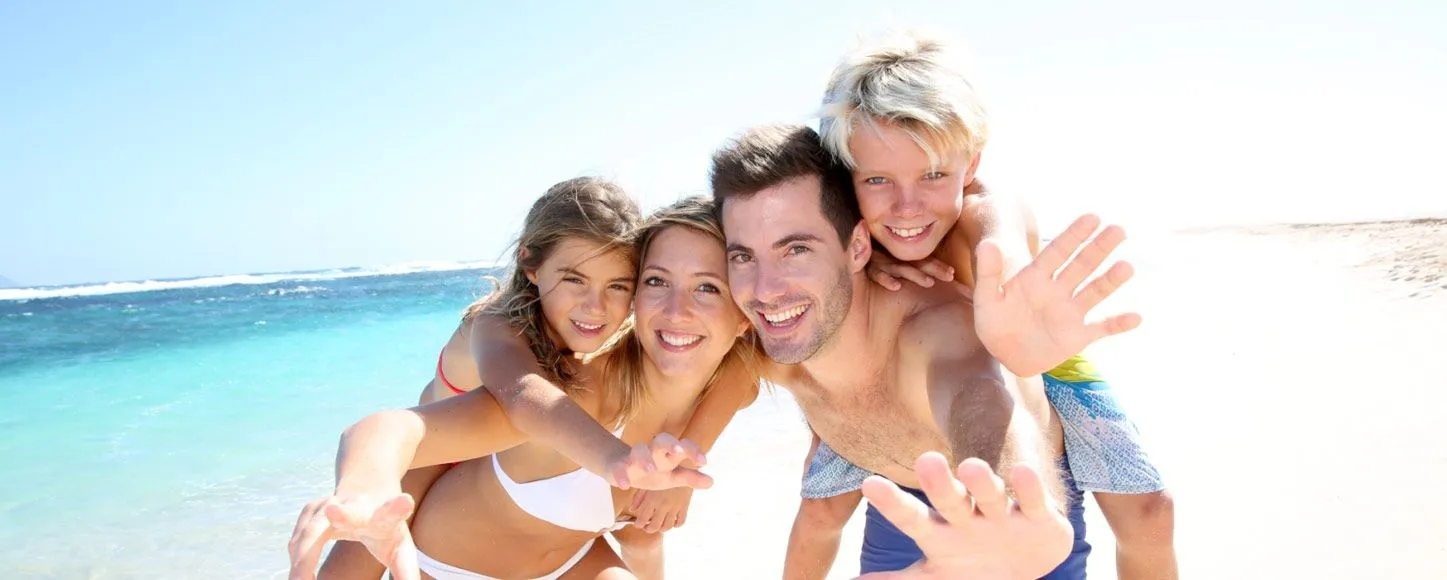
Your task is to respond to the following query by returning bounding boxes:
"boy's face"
[847,121,980,262]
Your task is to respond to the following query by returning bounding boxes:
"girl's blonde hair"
[464,177,642,389]
[595,195,761,427]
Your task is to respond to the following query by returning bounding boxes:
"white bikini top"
[492,428,630,534]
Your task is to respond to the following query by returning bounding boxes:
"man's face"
[721,176,862,364]
[848,122,978,262]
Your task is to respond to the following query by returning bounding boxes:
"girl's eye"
[609,282,634,292]
[564,276,585,285]
[924,171,946,180]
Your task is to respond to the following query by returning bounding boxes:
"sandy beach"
[649,218,1447,579]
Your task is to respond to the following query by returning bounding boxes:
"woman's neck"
[640,355,713,420]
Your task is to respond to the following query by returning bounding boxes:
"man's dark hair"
[709,124,861,246]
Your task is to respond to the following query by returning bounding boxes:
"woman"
[290,196,760,580]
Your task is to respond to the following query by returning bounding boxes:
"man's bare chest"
[792,380,950,486]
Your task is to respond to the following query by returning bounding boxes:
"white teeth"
[660,331,702,347]
[888,225,927,238]
[575,321,603,331]
[763,305,807,324]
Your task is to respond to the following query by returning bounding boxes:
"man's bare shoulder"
[891,283,981,359]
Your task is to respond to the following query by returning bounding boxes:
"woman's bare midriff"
[409,448,631,578]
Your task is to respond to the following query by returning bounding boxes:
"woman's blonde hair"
[818,28,989,169]
[464,177,642,389]
[596,195,761,427]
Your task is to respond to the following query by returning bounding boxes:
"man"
[711,124,1137,577]
[785,29,1176,580]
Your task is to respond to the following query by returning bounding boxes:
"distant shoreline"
[1174,215,1447,235]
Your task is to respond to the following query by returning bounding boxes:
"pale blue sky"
[2,0,1443,286]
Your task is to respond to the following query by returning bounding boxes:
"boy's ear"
[963,151,983,184]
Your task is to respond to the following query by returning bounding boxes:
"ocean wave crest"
[0,260,498,301]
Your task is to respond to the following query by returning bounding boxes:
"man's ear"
[848,220,872,274]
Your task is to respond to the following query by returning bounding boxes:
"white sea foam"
[0,260,499,301]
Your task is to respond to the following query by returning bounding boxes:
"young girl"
[290,196,761,580]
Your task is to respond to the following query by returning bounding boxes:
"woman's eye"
[643,276,665,287]
[697,283,720,294]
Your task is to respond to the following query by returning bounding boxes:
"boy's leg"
[786,492,863,580]
[785,433,867,580]
[1043,354,1176,579]
[1095,491,1178,580]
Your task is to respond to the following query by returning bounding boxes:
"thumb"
[387,522,423,580]
[668,465,715,490]
[974,239,1005,300]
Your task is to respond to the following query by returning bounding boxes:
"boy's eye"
[923,171,946,180]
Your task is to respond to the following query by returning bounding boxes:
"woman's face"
[526,237,636,354]
[633,226,749,378]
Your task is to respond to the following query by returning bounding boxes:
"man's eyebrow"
[725,243,752,254]
[773,233,824,249]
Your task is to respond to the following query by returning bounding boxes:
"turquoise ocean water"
[0,264,503,579]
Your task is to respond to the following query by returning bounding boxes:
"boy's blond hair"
[818,29,988,169]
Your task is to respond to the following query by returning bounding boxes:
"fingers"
[1073,260,1134,313]
[956,458,1008,520]
[674,509,687,529]
[613,442,660,490]
[647,433,707,471]
[287,503,331,580]
[875,263,937,288]
[636,498,661,533]
[868,267,904,291]
[671,436,708,468]
[860,475,936,541]
[914,451,973,525]
[375,495,417,532]
[918,258,956,283]
[1087,312,1143,340]
[1009,464,1056,521]
[665,465,714,490]
[973,239,1005,299]
[387,523,422,580]
[1034,214,1102,275]
[1054,224,1126,291]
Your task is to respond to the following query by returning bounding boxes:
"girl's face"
[526,238,636,354]
[633,226,748,378]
